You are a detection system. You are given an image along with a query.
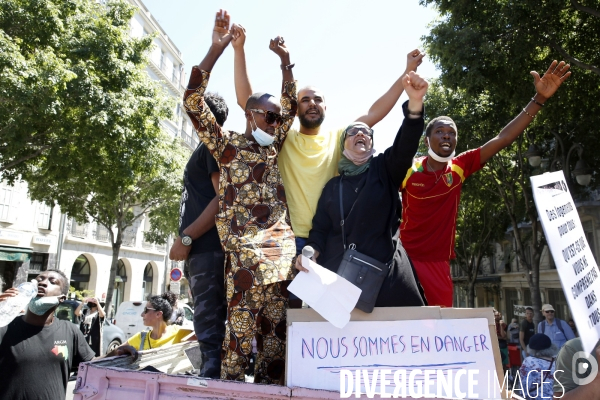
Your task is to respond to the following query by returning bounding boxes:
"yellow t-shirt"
[127,325,182,351]
[279,128,344,238]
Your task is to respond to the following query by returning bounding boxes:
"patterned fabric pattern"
[519,356,556,399]
[221,269,290,384]
[183,67,298,286]
[183,67,297,384]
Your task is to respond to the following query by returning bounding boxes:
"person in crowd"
[508,317,521,344]
[231,25,424,255]
[294,70,428,308]
[520,306,536,359]
[399,61,571,307]
[168,297,185,326]
[169,90,227,378]
[183,10,296,384]
[519,333,558,399]
[494,309,509,371]
[0,270,136,400]
[567,318,578,337]
[537,303,575,350]
[553,337,600,398]
[123,292,184,351]
[75,296,106,356]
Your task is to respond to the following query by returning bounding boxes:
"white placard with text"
[287,318,500,398]
[531,171,600,355]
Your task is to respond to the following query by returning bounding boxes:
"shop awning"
[0,246,33,262]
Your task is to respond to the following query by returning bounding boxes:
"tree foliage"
[0,0,160,182]
[421,0,600,184]
[1,0,188,313]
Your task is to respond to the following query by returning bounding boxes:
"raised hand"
[531,60,571,100]
[402,71,428,101]
[231,24,247,51]
[405,49,425,73]
[269,36,289,60]
[212,9,232,50]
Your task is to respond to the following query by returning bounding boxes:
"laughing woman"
[295,71,428,308]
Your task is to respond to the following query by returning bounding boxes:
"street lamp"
[525,132,592,187]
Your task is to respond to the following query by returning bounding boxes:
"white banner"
[531,171,600,355]
[287,319,500,398]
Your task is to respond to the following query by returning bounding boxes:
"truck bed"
[72,341,370,399]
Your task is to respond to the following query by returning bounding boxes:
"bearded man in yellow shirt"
[232,26,423,252]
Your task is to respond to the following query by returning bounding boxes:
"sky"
[141,0,440,152]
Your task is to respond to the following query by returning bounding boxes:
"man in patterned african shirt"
[183,11,296,384]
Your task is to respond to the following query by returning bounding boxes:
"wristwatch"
[181,235,193,246]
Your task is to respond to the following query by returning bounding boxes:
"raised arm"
[184,10,233,158]
[268,36,297,145]
[385,71,427,188]
[355,49,424,127]
[479,60,571,164]
[232,24,253,110]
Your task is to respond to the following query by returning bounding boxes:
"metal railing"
[122,229,136,247]
[94,225,111,242]
[68,219,88,238]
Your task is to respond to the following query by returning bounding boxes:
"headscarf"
[338,122,376,176]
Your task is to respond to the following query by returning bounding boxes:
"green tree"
[1,0,188,314]
[0,0,159,182]
[454,172,509,307]
[29,134,187,315]
[421,0,600,324]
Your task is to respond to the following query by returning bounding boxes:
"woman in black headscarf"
[295,71,428,307]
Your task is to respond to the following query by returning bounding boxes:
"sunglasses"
[545,310,555,313]
[143,307,157,314]
[345,126,374,137]
[249,109,283,126]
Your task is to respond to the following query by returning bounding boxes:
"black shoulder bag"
[336,175,391,313]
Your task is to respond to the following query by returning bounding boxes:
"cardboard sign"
[170,281,180,295]
[286,307,503,399]
[531,171,600,355]
[513,305,533,317]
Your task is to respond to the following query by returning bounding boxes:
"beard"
[299,111,325,129]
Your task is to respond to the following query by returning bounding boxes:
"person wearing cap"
[537,304,575,350]
[518,333,559,399]
[399,61,572,307]
[294,71,428,308]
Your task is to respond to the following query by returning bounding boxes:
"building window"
[37,203,53,229]
[0,185,13,221]
[113,259,128,313]
[71,254,91,291]
[160,51,166,71]
[27,253,49,281]
[143,263,153,298]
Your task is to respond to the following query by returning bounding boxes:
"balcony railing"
[68,219,88,238]
[122,229,136,247]
[94,225,111,242]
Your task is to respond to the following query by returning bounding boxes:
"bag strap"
[540,357,555,389]
[139,331,147,351]
[338,175,367,250]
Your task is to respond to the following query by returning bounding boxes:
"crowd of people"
[0,6,588,399]
[491,302,600,399]
[176,7,572,385]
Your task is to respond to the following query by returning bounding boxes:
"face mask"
[250,112,275,147]
[28,296,61,316]
[87,302,96,309]
[428,146,455,163]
